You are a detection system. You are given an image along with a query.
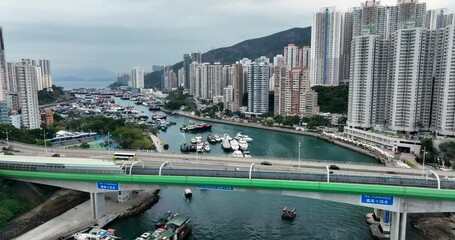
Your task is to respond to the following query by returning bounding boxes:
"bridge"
[1,153,455,240]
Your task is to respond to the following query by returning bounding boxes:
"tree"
[80,142,90,149]
[439,141,455,161]
[264,117,275,126]
[163,144,169,150]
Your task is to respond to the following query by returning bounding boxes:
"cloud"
[1,0,453,72]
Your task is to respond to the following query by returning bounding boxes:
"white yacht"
[230,139,239,151]
[214,134,222,142]
[243,151,252,158]
[238,138,248,151]
[236,132,253,142]
[204,142,211,152]
[224,133,233,141]
[221,136,231,151]
[232,150,244,158]
[196,142,204,152]
[195,135,202,143]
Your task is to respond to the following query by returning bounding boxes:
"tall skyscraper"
[178,67,185,87]
[130,66,144,89]
[191,52,202,64]
[16,59,40,129]
[311,7,343,85]
[431,24,455,135]
[38,59,52,89]
[183,54,191,89]
[0,27,7,101]
[116,72,130,86]
[274,66,319,117]
[247,58,271,113]
[231,63,244,112]
[299,46,311,69]
[6,62,17,93]
[340,10,353,83]
[284,44,299,69]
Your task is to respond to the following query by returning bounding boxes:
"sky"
[1,0,454,75]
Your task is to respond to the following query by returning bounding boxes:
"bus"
[113,152,137,161]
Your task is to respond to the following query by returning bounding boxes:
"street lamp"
[422,147,426,177]
[42,130,48,153]
[298,141,301,169]
[107,131,111,152]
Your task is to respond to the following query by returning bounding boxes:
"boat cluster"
[143,211,191,240]
[180,136,211,153]
[73,227,121,240]
[220,132,253,158]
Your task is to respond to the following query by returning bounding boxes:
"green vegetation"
[403,159,415,168]
[0,181,33,228]
[0,125,56,145]
[38,85,75,105]
[80,142,90,149]
[164,88,197,112]
[54,116,157,151]
[163,144,169,150]
[312,85,349,114]
[302,115,330,129]
[440,141,455,161]
[416,137,438,164]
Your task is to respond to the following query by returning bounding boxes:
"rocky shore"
[117,189,160,219]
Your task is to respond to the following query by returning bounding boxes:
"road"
[2,141,454,182]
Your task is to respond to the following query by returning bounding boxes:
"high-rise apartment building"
[231,63,244,112]
[299,46,311,68]
[130,66,144,89]
[223,85,233,110]
[183,54,191,89]
[6,62,17,93]
[274,66,319,117]
[16,59,40,129]
[247,58,270,113]
[116,72,130,86]
[431,24,455,136]
[0,27,7,102]
[191,52,202,64]
[284,44,299,69]
[340,10,353,83]
[178,67,185,88]
[311,7,343,86]
[38,59,52,89]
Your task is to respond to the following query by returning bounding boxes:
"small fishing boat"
[184,189,192,198]
[281,207,297,220]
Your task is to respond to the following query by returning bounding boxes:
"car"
[51,153,60,157]
[329,165,340,170]
[261,161,272,166]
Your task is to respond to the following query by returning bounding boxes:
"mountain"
[145,27,312,88]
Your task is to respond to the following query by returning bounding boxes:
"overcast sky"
[1,0,454,73]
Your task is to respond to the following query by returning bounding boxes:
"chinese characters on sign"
[97,182,119,191]
[198,186,234,191]
[360,195,394,206]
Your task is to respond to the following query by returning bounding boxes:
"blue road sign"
[384,210,390,223]
[97,182,119,191]
[360,195,394,206]
[198,186,233,191]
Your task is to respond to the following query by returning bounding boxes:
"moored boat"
[221,137,231,151]
[203,142,210,152]
[281,207,297,220]
[230,139,239,151]
[153,211,175,228]
[73,227,121,240]
[238,138,248,151]
[232,150,244,158]
[180,123,212,132]
[184,189,192,198]
[235,132,253,142]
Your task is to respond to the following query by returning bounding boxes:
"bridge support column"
[90,192,105,219]
[399,212,407,240]
[390,211,400,240]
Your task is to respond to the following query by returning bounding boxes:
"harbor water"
[108,98,422,239]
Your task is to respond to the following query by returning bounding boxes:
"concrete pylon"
[399,212,407,240]
[390,211,400,240]
[90,192,106,219]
